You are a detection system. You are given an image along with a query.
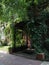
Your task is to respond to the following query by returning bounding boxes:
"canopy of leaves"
[0,0,49,22]
[0,0,49,55]
[0,0,31,22]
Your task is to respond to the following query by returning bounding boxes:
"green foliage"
[0,0,49,56]
[26,2,49,53]
[4,23,10,35]
[10,23,16,48]
[0,0,31,22]
[16,29,25,47]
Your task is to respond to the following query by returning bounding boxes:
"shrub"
[44,38,49,50]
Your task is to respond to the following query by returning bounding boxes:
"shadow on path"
[0,50,42,65]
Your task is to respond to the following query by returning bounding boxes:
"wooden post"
[36,53,45,60]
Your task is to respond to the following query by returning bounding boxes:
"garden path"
[0,51,49,65]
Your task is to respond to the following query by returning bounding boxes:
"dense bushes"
[44,38,49,51]
[26,6,49,55]
[4,23,12,46]
[2,0,49,58]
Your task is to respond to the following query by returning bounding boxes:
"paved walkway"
[0,51,49,65]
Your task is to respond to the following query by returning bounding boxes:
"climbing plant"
[0,0,49,55]
[26,0,49,54]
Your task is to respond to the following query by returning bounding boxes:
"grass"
[0,46,9,52]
